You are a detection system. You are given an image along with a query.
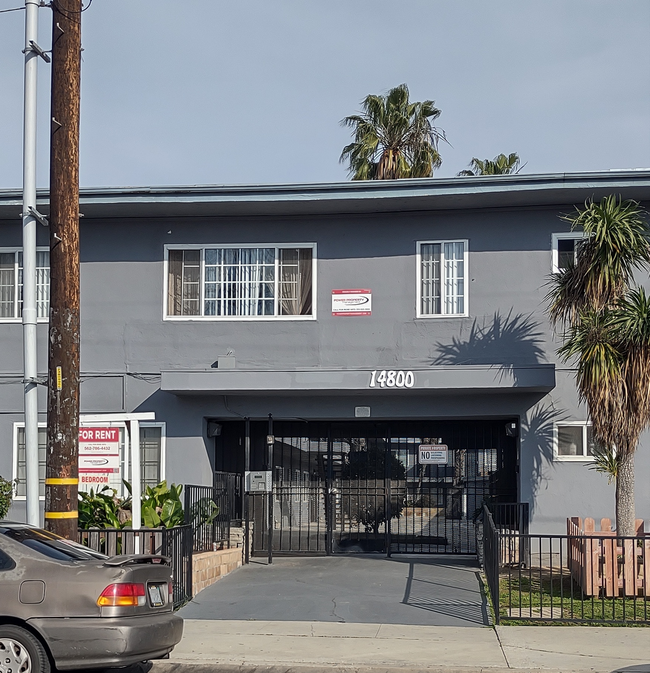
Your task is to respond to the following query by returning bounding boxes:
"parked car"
[0,521,183,673]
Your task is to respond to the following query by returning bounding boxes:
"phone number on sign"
[369,370,415,388]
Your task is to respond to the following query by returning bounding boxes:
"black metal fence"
[490,502,529,535]
[162,524,193,609]
[244,419,518,556]
[78,525,193,610]
[483,505,650,625]
[184,474,241,553]
[482,506,501,617]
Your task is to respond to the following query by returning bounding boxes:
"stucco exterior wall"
[1,191,649,532]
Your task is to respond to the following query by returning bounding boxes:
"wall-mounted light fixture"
[505,421,519,438]
[207,420,222,437]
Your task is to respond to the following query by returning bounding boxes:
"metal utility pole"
[22,0,50,526]
[45,0,82,539]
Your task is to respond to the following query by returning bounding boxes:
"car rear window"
[0,548,16,570]
[0,527,108,562]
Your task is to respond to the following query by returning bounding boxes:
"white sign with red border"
[332,289,372,316]
[79,427,120,475]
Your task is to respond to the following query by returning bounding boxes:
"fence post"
[482,504,500,625]
[185,524,193,606]
[624,539,636,597]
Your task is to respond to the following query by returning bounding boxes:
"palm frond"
[557,308,625,449]
[588,444,619,484]
[547,197,650,330]
[563,196,650,310]
[457,153,522,177]
[340,84,446,180]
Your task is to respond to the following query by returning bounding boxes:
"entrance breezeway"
[179,554,490,627]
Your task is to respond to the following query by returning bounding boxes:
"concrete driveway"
[179,554,489,627]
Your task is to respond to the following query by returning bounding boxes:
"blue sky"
[1,0,649,189]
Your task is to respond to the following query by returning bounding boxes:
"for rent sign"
[78,427,121,492]
[79,426,120,449]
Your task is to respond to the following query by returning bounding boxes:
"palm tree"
[340,84,447,180]
[546,195,650,536]
[458,153,524,176]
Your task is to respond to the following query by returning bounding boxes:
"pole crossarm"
[25,205,49,226]
[24,40,51,62]
[23,376,47,385]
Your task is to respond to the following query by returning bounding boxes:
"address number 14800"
[369,370,415,388]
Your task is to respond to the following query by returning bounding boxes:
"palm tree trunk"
[615,451,635,536]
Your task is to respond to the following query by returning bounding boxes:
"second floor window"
[0,249,50,321]
[418,240,467,317]
[166,245,314,318]
[552,233,587,272]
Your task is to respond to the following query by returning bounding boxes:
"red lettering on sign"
[79,427,119,443]
[80,475,110,484]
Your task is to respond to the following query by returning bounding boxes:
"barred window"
[419,240,467,316]
[0,249,49,320]
[15,427,47,498]
[167,245,314,318]
[139,425,163,490]
[14,424,164,498]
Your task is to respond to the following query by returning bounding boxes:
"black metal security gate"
[216,419,518,556]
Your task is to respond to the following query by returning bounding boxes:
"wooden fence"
[567,517,650,597]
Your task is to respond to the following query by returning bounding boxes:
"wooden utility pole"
[45,0,82,539]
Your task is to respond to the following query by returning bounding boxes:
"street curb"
[152,664,580,673]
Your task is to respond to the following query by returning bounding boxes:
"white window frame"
[416,239,469,318]
[0,246,50,323]
[12,422,46,500]
[11,419,166,500]
[163,243,317,321]
[138,421,167,488]
[553,421,593,462]
[551,232,588,274]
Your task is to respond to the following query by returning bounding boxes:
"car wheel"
[0,625,50,673]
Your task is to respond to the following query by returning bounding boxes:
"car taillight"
[168,581,174,596]
[98,583,146,607]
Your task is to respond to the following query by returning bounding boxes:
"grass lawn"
[498,570,650,624]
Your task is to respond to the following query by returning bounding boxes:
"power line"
[51,0,94,14]
[0,6,25,13]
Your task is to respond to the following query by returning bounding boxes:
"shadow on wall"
[432,310,562,518]
[432,310,546,382]
[521,403,568,517]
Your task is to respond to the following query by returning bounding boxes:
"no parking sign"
[418,444,448,464]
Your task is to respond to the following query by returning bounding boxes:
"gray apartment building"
[1,171,649,555]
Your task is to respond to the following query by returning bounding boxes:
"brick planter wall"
[192,547,242,596]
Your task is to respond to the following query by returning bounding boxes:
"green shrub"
[0,475,13,520]
[139,481,184,529]
[78,486,132,529]
[189,497,220,526]
[78,480,188,530]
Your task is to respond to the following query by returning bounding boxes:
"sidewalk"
[153,618,650,673]
[154,556,650,673]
